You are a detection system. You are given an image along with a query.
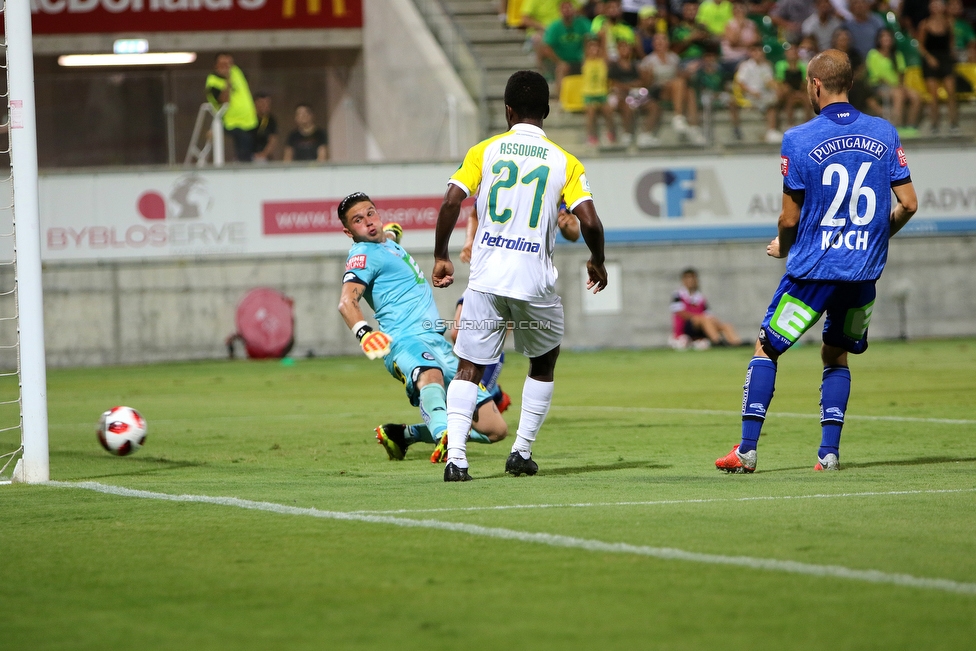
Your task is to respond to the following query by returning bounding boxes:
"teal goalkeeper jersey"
[342,239,442,339]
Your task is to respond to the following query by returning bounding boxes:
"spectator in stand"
[867,27,922,135]
[803,0,843,56]
[721,1,761,77]
[734,43,783,142]
[830,27,881,114]
[770,0,816,43]
[672,1,716,74]
[521,0,566,70]
[592,0,637,61]
[775,43,813,127]
[542,1,592,96]
[899,0,931,35]
[634,4,663,57]
[917,0,959,133]
[669,268,742,350]
[608,38,648,144]
[640,32,702,143]
[688,44,739,139]
[949,0,975,62]
[798,33,819,61]
[844,0,886,59]
[283,104,328,162]
[622,0,656,26]
[205,53,258,162]
[251,92,278,162]
[697,0,735,37]
[581,38,618,144]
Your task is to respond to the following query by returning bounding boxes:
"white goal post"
[3,0,50,484]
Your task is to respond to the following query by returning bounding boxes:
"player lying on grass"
[336,192,508,462]
[715,49,917,474]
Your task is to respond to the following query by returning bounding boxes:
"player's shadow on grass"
[761,455,976,472]
[481,460,671,479]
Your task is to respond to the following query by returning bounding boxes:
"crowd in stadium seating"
[520,0,976,147]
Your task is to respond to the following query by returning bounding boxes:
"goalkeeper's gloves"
[353,321,392,360]
[382,222,403,244]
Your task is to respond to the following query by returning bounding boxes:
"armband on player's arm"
[352,320,392,360]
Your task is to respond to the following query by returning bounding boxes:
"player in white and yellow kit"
[432,70,609,482]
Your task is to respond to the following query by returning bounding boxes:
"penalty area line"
[47,480,976,597]
[551,405,976,425]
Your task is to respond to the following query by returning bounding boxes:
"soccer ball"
[97,406,147,456]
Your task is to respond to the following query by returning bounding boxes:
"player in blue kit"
[335,192,508,462]
[715,49,918,473]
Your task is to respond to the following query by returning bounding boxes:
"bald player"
[715,49,918,473]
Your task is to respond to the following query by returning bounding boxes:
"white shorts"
[453,289,564,365]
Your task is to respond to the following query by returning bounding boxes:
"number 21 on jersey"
[487,159,551,229]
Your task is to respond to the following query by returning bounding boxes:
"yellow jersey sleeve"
[562,153,592,210]
[449,139,491,197]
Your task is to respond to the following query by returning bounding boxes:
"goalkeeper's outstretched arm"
[338,280,392,359]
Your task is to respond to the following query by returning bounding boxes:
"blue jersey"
[781,103,911,282]
[342,239,442,340]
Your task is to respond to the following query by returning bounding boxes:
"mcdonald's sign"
[23,0,362,34]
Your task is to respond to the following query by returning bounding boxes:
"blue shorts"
[384,331,495,408]
[759,276,876,356]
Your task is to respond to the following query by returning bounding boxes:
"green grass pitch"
[2,339,975,650]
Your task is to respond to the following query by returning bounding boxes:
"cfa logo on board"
[137,174,213,221]
[634,168,729,218]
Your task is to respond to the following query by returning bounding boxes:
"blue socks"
[740,356,778,454]
[419,383,448,443]
[819,365,851,459]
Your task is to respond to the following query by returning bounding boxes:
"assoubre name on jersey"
[342,239,441,339]
[449,123,592,301]
[781,102,911,282]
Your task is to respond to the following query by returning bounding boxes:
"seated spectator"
[671,1,716,74]
[797,33,819,62]
[917,0,960,134]
[843,0,885,60]
[634,4,663,58]
[950,0,976,62]
[770,0,816,44]
[866,28,922,134]
[721,1,761,77]
[581,38,618,145]
[733,43,783,143]
[802,0,842,60]
[591,0,637,61]
[283,104,328,162]
[697,0,735,37]
[669,268,742,350]
[832,27,882,114]
[542,1,592,96]
[251,92,278,162]
[521,0,565,70]
[775,43,813,127]
[688,45,739,140]
[608,39,647,144]
[640,32,702,144]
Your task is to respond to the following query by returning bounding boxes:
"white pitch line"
[349,487,976,516]
[47,481,976,597]
[551,405,976,425]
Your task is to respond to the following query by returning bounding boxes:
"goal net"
[1,0,50,484]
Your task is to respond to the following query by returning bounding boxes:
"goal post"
[5,0,50,483]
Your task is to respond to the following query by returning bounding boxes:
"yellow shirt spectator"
[697,0,734,37]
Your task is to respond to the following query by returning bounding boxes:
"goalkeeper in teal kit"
[715,50,918,473]
[336,192,508,462]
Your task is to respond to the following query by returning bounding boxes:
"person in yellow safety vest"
[206,53,259,162]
